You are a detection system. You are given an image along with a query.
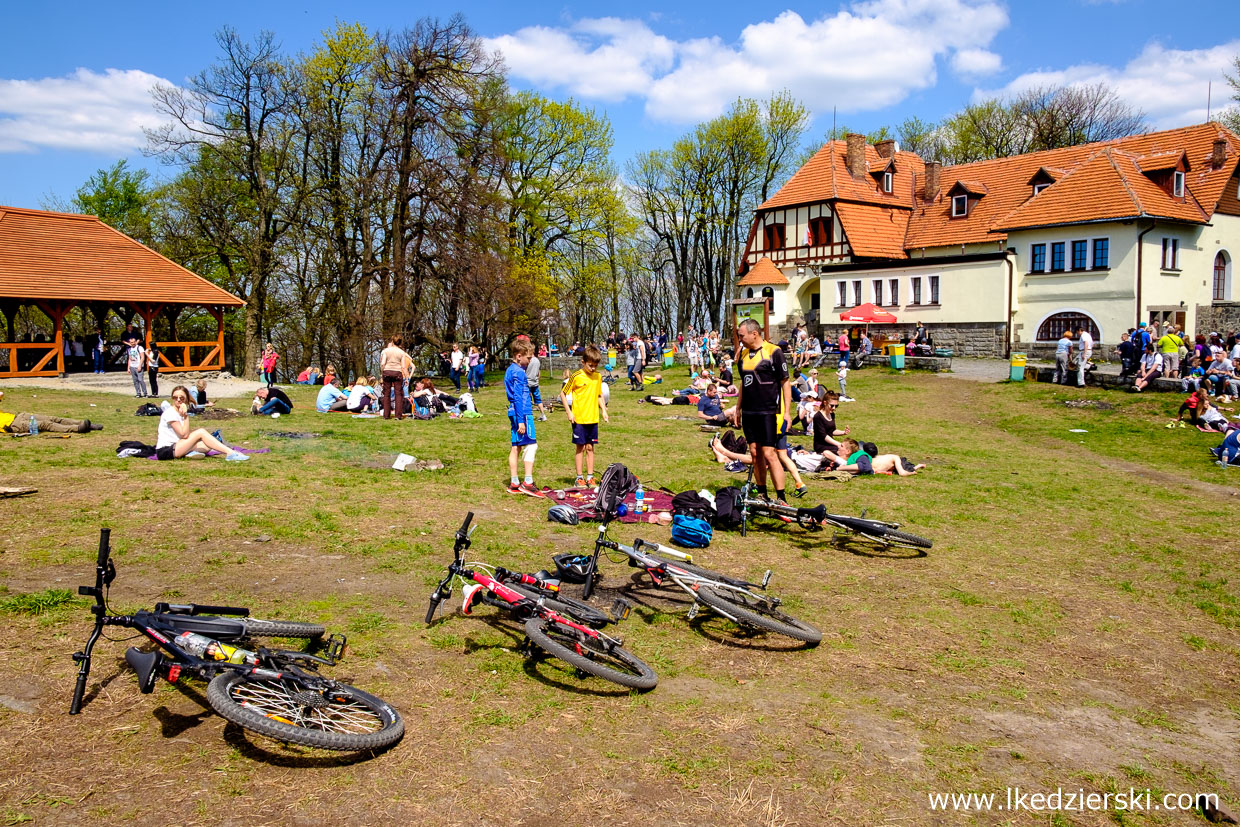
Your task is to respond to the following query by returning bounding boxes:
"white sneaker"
[186,451,206,458]
[842,396,856,402]
[225,451,250,462]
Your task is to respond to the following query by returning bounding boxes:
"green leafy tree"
[72,160,160,246]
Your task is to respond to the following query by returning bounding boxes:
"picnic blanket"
[540,485,675,522]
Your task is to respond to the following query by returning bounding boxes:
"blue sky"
[3,0,1240,209]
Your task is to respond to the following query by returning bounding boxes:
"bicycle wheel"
[523,617,657,690]
[206,671,404,751]
[830,515,932,550]
[504,583,610,627]
[657,559,742,586]
[242,619,326,640]
[696,587,822,644]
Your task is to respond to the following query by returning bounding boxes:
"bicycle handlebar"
[457,512,474,541]
[96,528,111,569]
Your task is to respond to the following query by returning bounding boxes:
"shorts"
[1162,352,1179,374]
[155,445,176,461]
[571,423,599,445]
[510,413,537,446]
[529,385,542,404]
[740,412,778,446]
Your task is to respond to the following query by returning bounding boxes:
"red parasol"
[839,303,898,323]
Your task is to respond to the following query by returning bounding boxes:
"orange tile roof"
[0,206,244,306]
[737,257,789,286]
[760,143,925,210]
[1135,151,1186,173]
[834,202,910,259]
[759,123,1240,257]
[949,179,989,195]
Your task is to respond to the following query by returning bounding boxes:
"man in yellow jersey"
[560,344,610,487]
[733,319,792,503]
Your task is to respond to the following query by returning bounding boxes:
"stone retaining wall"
[1196,302,1240,334]
[823,322,1007,358]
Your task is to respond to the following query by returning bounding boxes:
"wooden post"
[0,300,16,342]
[212,307,225,370]
[33,300,73,376]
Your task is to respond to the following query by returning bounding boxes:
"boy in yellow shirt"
[560,344,609,487]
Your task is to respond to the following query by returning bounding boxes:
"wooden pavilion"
[0,205,244,378]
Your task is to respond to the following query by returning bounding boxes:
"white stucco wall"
[811,257,1008,327]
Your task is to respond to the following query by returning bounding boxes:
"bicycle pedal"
[687,603,700,621]
[323,633,347,664]
[761,569,773,589]
[610,598,632,622]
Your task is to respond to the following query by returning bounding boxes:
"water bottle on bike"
[176,631,258,665]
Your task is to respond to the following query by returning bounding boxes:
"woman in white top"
[156,385,248,461]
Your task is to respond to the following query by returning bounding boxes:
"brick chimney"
[845,133,866,178]
[923,161,941,199]
[875,139,897,159]
[1212,138,1228,169]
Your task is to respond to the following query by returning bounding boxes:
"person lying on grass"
[707,429,809,497]
[0,390,102,434]
[157,386,249,462]
[834,438,924,476]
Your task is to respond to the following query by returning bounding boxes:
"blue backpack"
[671,514,713,548]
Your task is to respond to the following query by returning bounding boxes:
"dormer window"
[1173,171,1185,197]
[952,194,968,217]
[882,171,893,194]
[1033,183,1050,196]
[1027,167,1062,199]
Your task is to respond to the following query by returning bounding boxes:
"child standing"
[837,364,854,402]
[561,344,609,487]
[505,339,542,496]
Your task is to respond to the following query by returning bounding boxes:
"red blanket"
[540,486,675,522]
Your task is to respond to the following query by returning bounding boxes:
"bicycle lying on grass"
[735,469,932,550]
[579,520,822,644]
[425,512,657,690]
[69,529,404,752]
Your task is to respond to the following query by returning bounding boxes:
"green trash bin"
[1009,352,1027,381]
[889,343,905,370]
[663,348,675,367]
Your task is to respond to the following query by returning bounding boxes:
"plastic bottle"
[28,416,37,436]
[635,484,645,514]
[176,631,256,665]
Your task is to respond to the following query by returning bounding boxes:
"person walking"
[260,342,279,386]
[145,340,161,399]
[1076,326,1094,387]
[126,337,148,397]
[1054,330,1073,385]
[734,318,792,503]
[92,326,106,374]
[466,346,481,392]
[379,334,412,420]
[449,344,464,391]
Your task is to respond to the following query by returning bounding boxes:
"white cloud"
[977,40,1240,128]
[0,68,173,154]
[952,48,1003,80]
[488,0,1010,123]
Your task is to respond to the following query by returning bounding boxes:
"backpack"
[671,490,715,521]
[594,462,640,520]
[670,514,712,548]
[713,486,742,530]
[135,403,162,416]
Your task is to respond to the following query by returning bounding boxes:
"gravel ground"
[0,371,262,399]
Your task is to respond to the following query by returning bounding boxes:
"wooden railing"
[157,341,224,373]
[0,342,60,378]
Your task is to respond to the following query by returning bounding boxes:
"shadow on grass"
[220,722,398,767]
[783,529,929,559]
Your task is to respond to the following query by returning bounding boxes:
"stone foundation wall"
[1196,302,1240,334]
[824,322,1008,358]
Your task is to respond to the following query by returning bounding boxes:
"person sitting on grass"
[316,378,348,412]
[1197,397,1231,433]
[0,390,102,434]
[188,378,212,412]
[157,386,248,461]
[1212,427,1240,468]
[346,376,379,413]
[411,377,458,415]
[295,365,321,385]
[707,427,810,497]
[696,383,730,426]
[810,392,848,467]
[834,439,925,476]
[252,385,294,416]
[1174,387,1208,428]
[1132,343,1163,392]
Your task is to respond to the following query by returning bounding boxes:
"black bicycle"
[70,529,404,752]
[580,520,822,644]
[426,513,656,690]
[736,469,931,549]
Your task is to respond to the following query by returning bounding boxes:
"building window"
[808,216,832,247]
[1051,242,1065,272]
[872,280,883,307]
[1033,183,1050,195]
[1215,252,1228,301]
[888,278,899,306]
[852,280,862,306]
[1037,312,1100,342]
[951,194,968,217]
[928,275,940,304]
[1161,237,1179,270]
[1030,243,1046,273]
[1071,240,1088,270]
[882,172,893,194]
[763,222,786,250]
[837,281,847,307]
[761,286,774,299]
[911,276,922,305]
[745,287,754,299]
[1173,171,1185,197]
[1092,238,1109,269]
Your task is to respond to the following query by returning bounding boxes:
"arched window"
[761,287,774,299]
[1215,252,1229,301]
[745,287,755,299]
[1037,312,1100,342]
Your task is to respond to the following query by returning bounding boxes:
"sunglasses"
[172,395,187,401]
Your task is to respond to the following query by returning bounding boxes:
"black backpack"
[672,490,715,521]
[594,463,640,520]
[135,403,162,416]
[713,486,743,530]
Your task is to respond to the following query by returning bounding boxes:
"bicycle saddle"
[797,505,827,523]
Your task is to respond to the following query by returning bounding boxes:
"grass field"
[0,365,1237,825]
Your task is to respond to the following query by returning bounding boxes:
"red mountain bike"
[425,513,657,691]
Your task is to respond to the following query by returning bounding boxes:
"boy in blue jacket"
[505,339,542,496]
